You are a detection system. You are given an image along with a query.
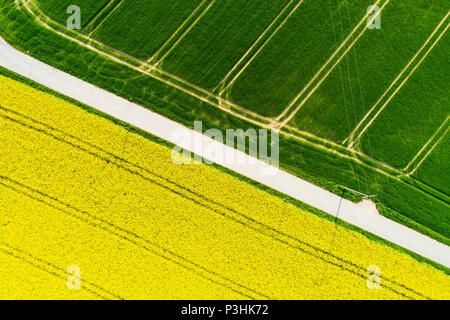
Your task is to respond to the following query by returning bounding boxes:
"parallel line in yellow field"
[0,107,429,299]
[0,178,264,300]
[0,243,120,300]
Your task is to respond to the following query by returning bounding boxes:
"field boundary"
[345,13,450,147]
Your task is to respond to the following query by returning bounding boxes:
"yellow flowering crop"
[0,75,448,300]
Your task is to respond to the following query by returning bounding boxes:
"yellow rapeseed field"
[0,75,448,300]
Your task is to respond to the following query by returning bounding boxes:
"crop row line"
[278,6,448,184]
[0,175,417,300]
[281,127,400,178]
[23,1,358,139]
[283,125,401,173]
[281,125,450,207]
[405,116,449,172]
